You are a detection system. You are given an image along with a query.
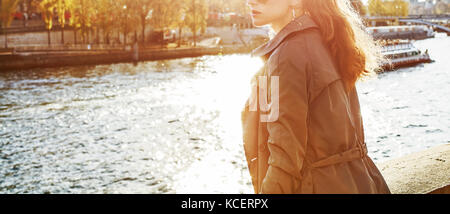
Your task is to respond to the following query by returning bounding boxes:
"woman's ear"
[289,0,304,12]
[289,0,302,8]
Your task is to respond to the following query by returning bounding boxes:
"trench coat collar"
[251,14,319,58]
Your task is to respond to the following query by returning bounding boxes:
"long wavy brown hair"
[301,0,383,92]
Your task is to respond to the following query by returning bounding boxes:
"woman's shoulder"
[268,28,343,101]
[277,28,333,66]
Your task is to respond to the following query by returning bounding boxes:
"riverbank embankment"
[377,144,450,194]
[0,44,257,71]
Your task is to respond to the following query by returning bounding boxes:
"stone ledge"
[376,144,450,194]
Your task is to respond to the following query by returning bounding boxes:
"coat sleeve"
[260,41,309,194]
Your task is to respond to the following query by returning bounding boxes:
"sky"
[361,0,427,4]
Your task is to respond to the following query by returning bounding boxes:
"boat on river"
[379,40,432,72]
[367,25,435,40]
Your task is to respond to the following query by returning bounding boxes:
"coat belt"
[298,144,368,193]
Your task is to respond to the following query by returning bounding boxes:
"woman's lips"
[251,10,261,16]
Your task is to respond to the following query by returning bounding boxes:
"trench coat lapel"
[243,14,319,194]
[251,14,319,59]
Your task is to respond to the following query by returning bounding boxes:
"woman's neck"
[271,9,305,34]
[270,15,293,34]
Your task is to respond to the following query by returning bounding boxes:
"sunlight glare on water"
[172,55,263,194]
[0,35,448,193]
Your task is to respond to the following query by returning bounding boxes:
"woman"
[241,0,391,194]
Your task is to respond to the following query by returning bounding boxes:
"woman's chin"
[251,19,268,27]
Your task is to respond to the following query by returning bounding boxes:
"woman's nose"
[246,0,257,7]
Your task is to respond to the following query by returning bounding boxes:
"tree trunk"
[74,29,77,45]
[160,28,164,48]
[193,0,196,47]
[102,28,106,44]
[97,28,100,44]
[124,31,127,45]
[88,28,90,44]
[47,29,51,47]
[91,28,94,44]
[4,31,8,49]
[178,26,182,48]
[82,28,86,44]
[124,13,128,45]
[61,27,65,45]
[117,29,119,44]
[141,20,146,44]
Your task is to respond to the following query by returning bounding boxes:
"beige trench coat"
[241,14,391,194]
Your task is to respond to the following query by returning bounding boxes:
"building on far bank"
[207,12,253,29]
[409,0,450,15]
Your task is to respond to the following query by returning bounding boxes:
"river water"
[0,33,449,194]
